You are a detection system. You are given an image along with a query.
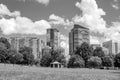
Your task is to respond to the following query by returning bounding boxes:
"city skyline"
[0,1,120,79]
[0,0,120,51]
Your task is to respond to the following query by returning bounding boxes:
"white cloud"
[90,36,100,44]
[73,0,120,43]
[49,14,73,31]
[0,17,51,35]
[114,0,118,2]
[49,14,65,24]
[36,0,49,5]
[112,4,119,10]
[112,0,119,10]
[18,0,50,5]
[104,22,120,42]
[0,4,51,35]
[73,0,107,34]
[49,14,72,26]
[0,4,20,17]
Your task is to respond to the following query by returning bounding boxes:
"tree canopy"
[19,46,34,65]
[87,56,102,68]
[102,56,113,67]
[40,54,52,67]
[50,47,66,64]
[93,47,105,58]
[114,53,120,67]
[9,49,23,64]
[67,55,85,68]
[0,38,10,63]
[0,37,11,49]
[75,42,93,63]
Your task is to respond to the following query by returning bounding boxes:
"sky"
[0,0,120,52]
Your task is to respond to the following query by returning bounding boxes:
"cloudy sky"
[0,0,120,45]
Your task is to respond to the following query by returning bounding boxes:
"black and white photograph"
[0,0,119,80]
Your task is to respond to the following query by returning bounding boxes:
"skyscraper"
[102,40,120,55]
[46,28,60,48]
[19,38,25,48]
[10,37,19,51]
[8,36,44,59]
[36,39,45,58]
[69,24,90,55]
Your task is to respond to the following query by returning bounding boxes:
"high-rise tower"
[46,28,60,48]
[69,24,90,55]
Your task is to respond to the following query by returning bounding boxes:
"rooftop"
[51,61,61,64]
[47,28,59,32]
[74,24,89,30]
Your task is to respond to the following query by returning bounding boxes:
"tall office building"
[10,37,19,51]
[0,27,45,59]
[36,39,45,58]
[69,24,90,55]
[46,28,60,48]
[19,38,25,48]
[8,36,45,59]
[29,37,38,58]
[28,37,45,59]
[102,40,120,55]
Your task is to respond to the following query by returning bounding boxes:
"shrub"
[67,55,85,68]
[87,56,102,68]
[40,54,52,67]
[114,53,120,67]
[9,50,23,64]
[75,42,93,62]
[102,56,113,67]
[19,46,34,65]
[93,47,105,58]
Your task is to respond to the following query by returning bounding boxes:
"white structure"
[50,61,63,68]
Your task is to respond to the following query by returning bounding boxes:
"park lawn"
[0,64,119,80]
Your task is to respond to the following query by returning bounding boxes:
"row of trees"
[39,42,116,69]
[67,42,118,69]
[1,36,120,69]
[0,37,66,67]
[0,37,34,65]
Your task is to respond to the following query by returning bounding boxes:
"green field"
[0,64,120,80]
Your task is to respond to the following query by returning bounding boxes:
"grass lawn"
[0,64,119,80]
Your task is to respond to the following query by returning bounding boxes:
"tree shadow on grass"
[111,70,120,78]
[111,71,120,74]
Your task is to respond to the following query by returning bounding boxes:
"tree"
[0,48,8,63]
[0,42,9,63]
[87,56,102,68]
[93,47,105,58]
[75,42,93,66]
[40,54,52,67]
[67,55,85,68]
[19,46,34,65]
[51,47,66,65]
[8,49,23,64]
[102,56,113,67]
[0,37,11,49]
[109,54,115,60]
[34,58,41,66]
[114,53,120,67]
[0,37,11,63]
